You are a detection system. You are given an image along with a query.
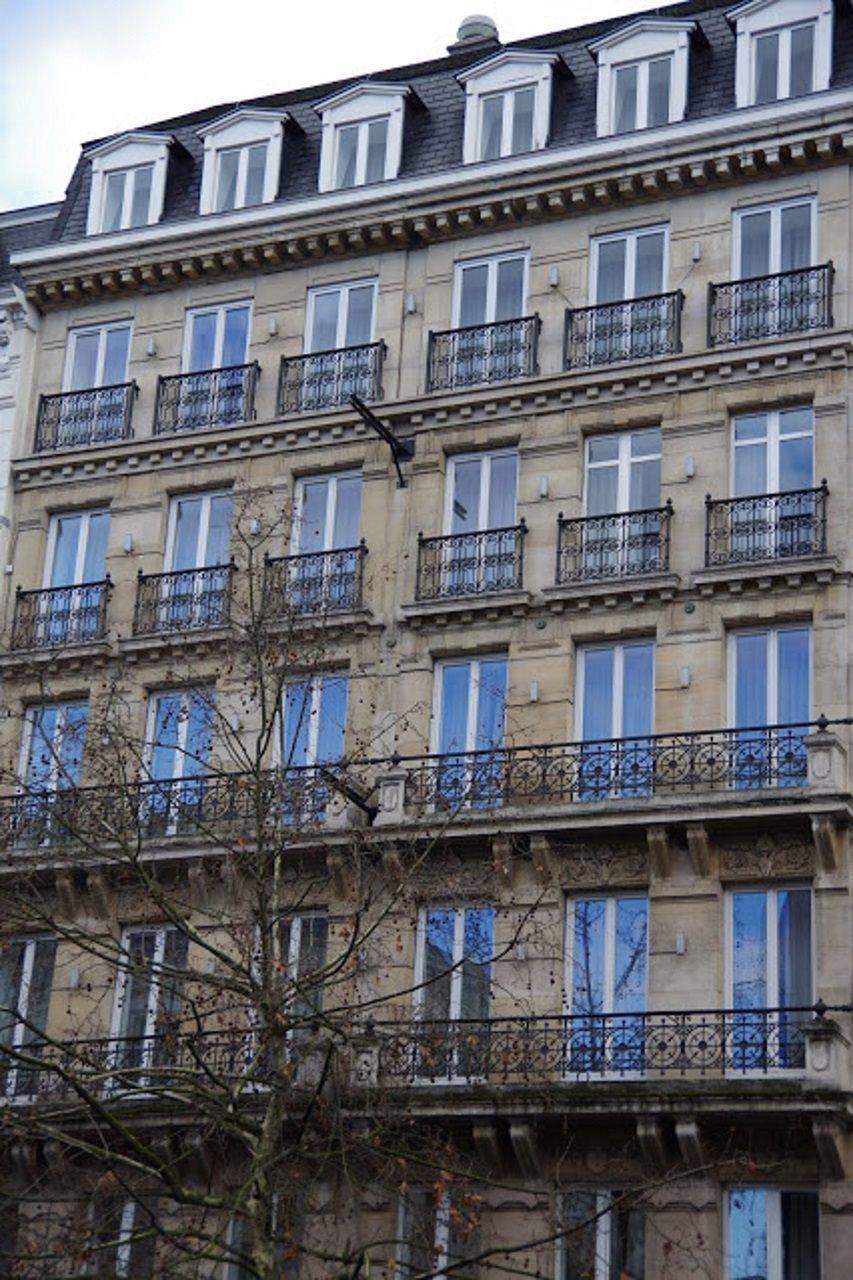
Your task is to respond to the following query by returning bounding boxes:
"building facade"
[1,0,852,1275]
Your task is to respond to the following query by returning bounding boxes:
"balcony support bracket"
[637,1118,667,1173]
[685,823,712,878]
[646,825,671,879]
[530,833,557,886]
[492,834,523,891]
[811,815,846,873]
[473,1122,505,1173]
[813,1119,847,1181]
[509,1122,541,1180]
[675,1118,705,1170]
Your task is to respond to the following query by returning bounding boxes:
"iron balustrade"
[564,291,683,369]
[556,504,672,584]
[415,523,526,601]
[153,362,260,435]
[264,544,367,618]
[278,342,385,414]
[34,382,137,453]
[427,315,540,391]
[133,563,234,636]
[705,484,828,567]
[11,579,110,650]
[708,263,833,346]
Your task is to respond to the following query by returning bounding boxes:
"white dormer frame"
[85,132,172,236]
[197,108,287,215]
[315,82,410,193]
[728,0,833,107]
[457,49,559,165]
[589,19,696,138]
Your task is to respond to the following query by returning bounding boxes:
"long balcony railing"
[153,363,260,435]
[264,544,367,619]
[427,316,540,392]
[556,503,672,585]
[415,523,526,602]
[708,263,833,347]
[133,564,234,636]
[564,291,683,369]
[11,580,110,650]
[34,382,137,453]
[277,342,385,415]
[705,484,828,567]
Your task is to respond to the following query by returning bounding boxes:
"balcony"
[133,564,234,637]
[277,342,385,415]
[704,485,828,568]
[264,544,367,619]
[11,580,110,650]
[415,523,526,602]
[564,292,683,369]
[708,263,833,347]
[34,383,137,453]
[427,316,540,392]
[555,504,672,585]
[153,363,259,435]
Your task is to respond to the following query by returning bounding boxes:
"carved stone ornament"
[719,832,814,879]
[406,849,497,899]
[554,841,649,888]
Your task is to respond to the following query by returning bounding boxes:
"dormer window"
[197,108,287,215]
[85,132,172,236]
[729,0,833,107]
[457,50,559,165]
[315,82,410,193]
[589,18,695,137]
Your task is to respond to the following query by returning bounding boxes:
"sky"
[0,0,656,212]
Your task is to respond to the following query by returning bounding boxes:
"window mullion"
[307,680,322,766]
[766,1189,783,1280]
[449,910,464,1022]
[779,28,792,99]
[613,645,624,740]
[767,890,780,1011]
[596,1191,612,1280]
[617,433,630,514]
[324,476,336,552]
[638,60,649,129]
[146,929,167,1043]
[213,309,225,369]
[768,411,780,494]
[336,287,348,349]
[466,661,480,754]
[14,940,36,1050]
[603,898,617,1013]
[288,915,302,981]
[768,628,779,727]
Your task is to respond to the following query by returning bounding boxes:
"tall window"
[279,913,329,1034]
[613,56,672,131]
[89,1198,157,1279]
[100,165,154,232]
[414,906,494,1082]
[110,925,188,1079]
[56,323,133,448]
[20,703,89,848]
[577,642,654,798]
[185,302,251,373]
[450,252,528,384]
[397,1185,481,1276]
[145,690,214,835]
[0,936,56,1098]
[443,450,518,595]
[161,491,233,630]
[479,85,536,159]
[291,472,362,612]
[307,280,376,354]
[64,323,131,393]
[434,656,507,808]
[566,897,648,1075]
[558,1189,645,1279]
[589,226,668,362]
[731,407,816,560]
[334,117,389,188]
[754,22,816,102]
[214,143,268,212]
[584,429,662,576]
[727,1188,820,1279]
[734,198,816,339]
[40,509,110,646]
[729,627,810,787]
[281,676,348,821]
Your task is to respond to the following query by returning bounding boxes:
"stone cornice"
[15,97,853,311]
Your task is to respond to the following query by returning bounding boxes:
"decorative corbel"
[813,1119,846,1181]
[685,823,712,878]
[529,832,557,886]
[675,1118,705,1168]
[473,1121,505,1172]
[646,825,671,879]
[509,1122,541,1180]
[54,870,77,919]
[811,815,846,873]
[636,1118,667,1173]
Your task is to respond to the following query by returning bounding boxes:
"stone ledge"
[692,555,841,596]
[543,573,680,611]
[400,590,532,628]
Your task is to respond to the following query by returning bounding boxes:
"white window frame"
[19,701,87,793]
[305,279,377,353]
[457,49,558,165]
[732,196,817,277]
[589,18,695,137]
[62,322,132,392]
[729,0,833,108]
[182,300,252,372]
[443,449,518,534]
[331,116,390,189]
[197,109,286,215]
[279,677,347,770]
[583,430,662,516]
[1,935,55,1100]
[315,82,409,193]
[108,924,182,1078]
[451,251,530,328]
[575,642,656,741]
[395,1188,461,1277]
[590,224,670,305]
[725,885,815,1016]
[145,689,211,790]
[725,1187,822,1279]
[564,896,649,1015]
[85,132,171,235]
[291,470,362,553]
[43,509,109,588]
[556,1189,644,1280]
[164,490,232,572]
[726,625,812,729]
[430,656,507,756]
[731,405,813,495]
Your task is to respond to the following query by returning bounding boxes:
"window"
[589,17,695,137]
[729,626,810,786]
[455,252,527,328]
[315,82,409,193]
[397,1185,481,1276]
[280,913,329,1032]
[727,1188,820,1278]
[577,642,654,798]
[64,323,131,393]
[592,226,667,306]
[178,302,252,429]
[110,925,188,1080]
[145,689,214,836]
[38,509,109,646]
[457,49,558,165]
[281,676,348,821]
[306,279,376,354]
[434,656,507,808]
[587,226,669,363]
[85,132,171,235]
[442,450,518,595]
[733,197,818,339]
[0,936,56,1098]
[197,108,286,214]
[558,1189,645,1279]
[447,252,530,385]
[414,906,494,1082]
[584,429,663,576]
[731,407,818,559]
[728,887,813,1070]
[730,0,833,108]
[161,492,233,630]
[290,472,362,612]
[89,1198,157,1279]
[185,301,251,374]
[565,897,648,1075]
[21,701,89,838]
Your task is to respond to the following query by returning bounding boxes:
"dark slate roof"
[32,0,853,248]
[0,206,62,287]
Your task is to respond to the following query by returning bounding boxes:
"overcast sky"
[0,0,654,212]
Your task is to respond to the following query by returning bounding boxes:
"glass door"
[736,200,814,338]
[111,926,188,1081]
[416,906,494,1081]
[184,302,251,425]
[566,897,648,1075]
[592,227,666,361]
[727,1188,820,1280]
[281,676,348,821]
[584,429,662,577]
[730,628,810,788]
[22,702,88,844]
[63,324,131,444]
[43,509,109,644]
[163,492,232,629]
[306,280,376,406]
[454,254,527,383]
[434,657,507,808]
[444,451,518,595]
[0,936,56,1098]
[292,472,362,611]
[732,408,814,559]
[145,690,214,835]
[578,643,654,798]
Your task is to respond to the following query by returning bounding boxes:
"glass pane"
[628,455,661,511]
[365,118,388,184]
[118,930,157,1042]
[486,454,517,528]
[221,306,250,367]
[734,415,768,496]
[102,171,125,232]
[614,64,638,132]
[438,663,471,754]
[335,125,358,189]
[182,694,212,778]
[621,644,654,738]
[728,1189,767,1280]
[149,695,182,781]
[205,494,233,566]
[780,203,812,271]
[789,25,815,97]
[283,683,312,769]
[315,676,348,763]
[740,211,771,279]
[589,434,620,465]
[647,58,671,127]
[459,264,489,327]
[102,326,130,386]
[158,929,188,1019]
[596,239,627,305]
[170,497,202,570]
[734,632,768,729]
[511,87,535,154]
[571,900,605,1015]
[582,648,615,740]
[755,32,780,104]
[779,435,812,492]
[495,257,525,322]
[614,899,647,1015]
[82,511,109,582]
[474,658,506,752]
[459,907,493,1020]
[129,166,152,228]
[215,149,240,213]
[732,893,767,1010]
[331,475,362,547]
[634,232,665,298]
[480,94,504,160]
[777,629,809,724]
[49,514,82,587]
[777,889,812,1008]
[310,291,340,352]
[25,706,59,789]
[19,938,56,1054]
[559,1192,598,1280]
[586,464,618,516]
[188,312,217,372]
[244,144,267,206]
[297,479,329,552]
[451,458,481,533]
[57,704,88,785]
[344,285,375,347]
[610,1202,645,1280]
[781,1191,820,1280]
[69,332,100,391]
[423,910,455,1022]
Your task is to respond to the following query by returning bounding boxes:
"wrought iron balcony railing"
[11,580,110,650]
[564,291,683,369]
[153,363,260,435]
[264,544,367,619]
[34,382,137,453]
[133,564,234,636]
[705,484,828,567]
[708,263,833,347]
[556,504,672,585]
[427,316,540,392]
[277,342,385,415]
[415,523,526,602]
